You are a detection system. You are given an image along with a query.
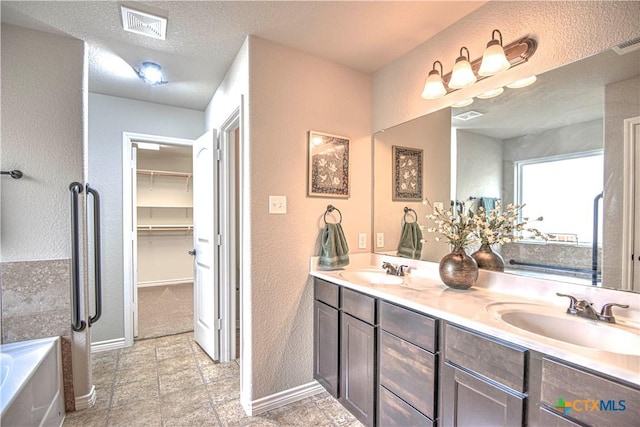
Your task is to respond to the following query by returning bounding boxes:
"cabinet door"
[314,300,339,397]
[340,313,376,427]
[441,362,524,427]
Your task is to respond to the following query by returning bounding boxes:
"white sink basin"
[338,269,405,286]
[487,303,640,356]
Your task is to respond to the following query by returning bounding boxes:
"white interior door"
[193,129,219,360]
[131,146,139,337]
[633,120,640,291]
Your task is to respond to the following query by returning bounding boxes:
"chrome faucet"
[556,293,629,323]
[382,262,408,276]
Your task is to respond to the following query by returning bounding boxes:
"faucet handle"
[598,303,630,323]
[556,293,579,314]
[398,265,409,275]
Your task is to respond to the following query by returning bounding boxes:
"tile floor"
[63,332,362,426]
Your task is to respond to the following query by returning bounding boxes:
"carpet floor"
[137,283,193,340]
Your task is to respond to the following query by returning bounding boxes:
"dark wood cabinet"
[340,312,376,427]
[441,323,527,427]
[539,358,640,427]
[313,300,339,397]
[378,301,437,426]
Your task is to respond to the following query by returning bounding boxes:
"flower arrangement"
[424,199,477,251]
[424,199,550,251]
[473,202,550,246]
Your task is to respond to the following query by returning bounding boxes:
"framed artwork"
[392,145,423,201]
[308,131,350,198]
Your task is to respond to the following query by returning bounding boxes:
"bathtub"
[1,337,65,427]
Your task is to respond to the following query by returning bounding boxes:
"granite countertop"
[310,253,640,387]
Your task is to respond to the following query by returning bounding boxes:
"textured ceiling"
[1,1,485,110]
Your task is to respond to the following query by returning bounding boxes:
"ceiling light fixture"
[421,30,537,100]
[448,47,476,89]
[136,62,167,85]
[136,142,160,151]
[478,30,511,76]
[421,61,447,99]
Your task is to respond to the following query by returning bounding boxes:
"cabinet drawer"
[444,323,527,393]
[314,278,339,308]
[379,300,436,352]
[379,386,433,427]
[342,288,375,324]
[541,358,640,427]
[379,331,435,419]
[539,407,582,427]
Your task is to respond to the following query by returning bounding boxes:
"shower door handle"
[86,184,103,326]
[69,182,86,332]
[189,249,196,256]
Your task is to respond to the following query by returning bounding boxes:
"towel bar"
[403,207,418,223]
[324,205,342,224]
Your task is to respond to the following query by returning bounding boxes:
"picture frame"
[307,130,350,198]
[392,145,423,201]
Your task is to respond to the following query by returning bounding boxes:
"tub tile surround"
[0,259,72,342]
[310,253,640,385]
[1,259,76,411]
[64,332,362,426]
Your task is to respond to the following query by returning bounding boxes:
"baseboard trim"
[74,385,96,410]
[91,338,127,353]
[246,381,324,416]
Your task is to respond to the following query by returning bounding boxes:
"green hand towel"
[397,222,423,260]
[319,223,350,269]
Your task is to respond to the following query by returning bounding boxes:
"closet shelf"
[137,169,192,178]
[137,224,193,231]
[137,204,193,209]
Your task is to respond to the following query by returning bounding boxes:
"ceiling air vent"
[120,5,167,40]
[613,36,640,55]
[453,110,484,121]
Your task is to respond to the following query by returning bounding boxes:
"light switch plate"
[269,196,287,214]
[376,232,384,248]
[358,233,367,249]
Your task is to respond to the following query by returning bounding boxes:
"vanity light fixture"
[421,31,537,100]
[477,87,504,99]
[506,75,537,89]
[478,30,511,76]
[451,98,474,108]
[448,47,477,89]
[421,61,447,99]
[136,61,167,85]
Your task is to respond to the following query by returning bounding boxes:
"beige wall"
[373,1,640,132]
[247,36,371,400]
[604,76,640,287]
[373,110,451,262]
[0,24,89,408]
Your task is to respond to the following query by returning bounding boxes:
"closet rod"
[137,169,192,178]
[137,225,193,231]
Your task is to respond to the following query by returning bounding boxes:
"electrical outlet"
[358,233,367,249]
[268,196,287,214]
[376,232,384,248]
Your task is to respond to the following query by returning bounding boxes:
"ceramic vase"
[471,243,505,272]
[439,248,478,290]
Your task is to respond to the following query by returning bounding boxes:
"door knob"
[188,249,196,256]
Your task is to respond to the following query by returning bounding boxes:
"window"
[516,151,603,245]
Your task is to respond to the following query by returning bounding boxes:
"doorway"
[122,122,242,362]
[135,143,194,339]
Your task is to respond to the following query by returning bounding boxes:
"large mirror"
[373,46,640,293]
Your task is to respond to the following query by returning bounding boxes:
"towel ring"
[324,205,342,224]
[403,207,418,223]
